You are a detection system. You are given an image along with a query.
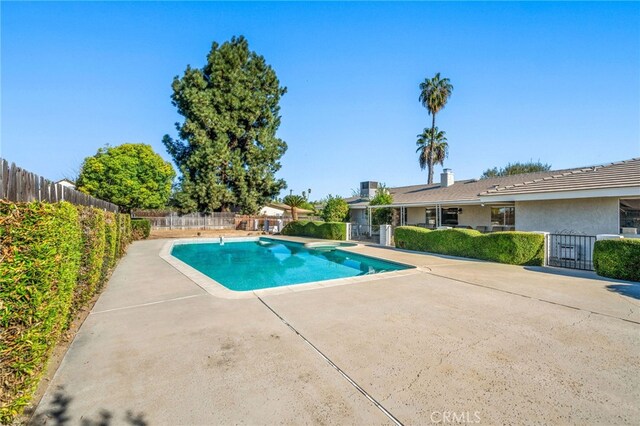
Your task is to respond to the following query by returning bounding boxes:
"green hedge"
[281,220,347,240]
[0,202,132,424]
[76,208,107,308]
[395,226,544,266]
[131,218,151,240]
[593,239,640,282]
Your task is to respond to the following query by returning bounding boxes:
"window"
[442,208,459,226]
[491,207,515,226]
[620,199,640,234]
[425,208,437,226]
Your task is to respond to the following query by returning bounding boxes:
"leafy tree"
[369,186,393,225]
[416,127,448,174]
[282,194,306,221]
[162,36,288,213]
[481,161,552,179]
[419,73,454,184]
[321,195,350,222]
[77,143,175,211]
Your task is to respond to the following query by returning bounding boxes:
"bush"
[395,226,544,266]
[75,207,107,309]
[593,239,640,282]
[0,202,132,423]
[281,220,347,240]
[131,218,151,240]
[0,202,82,423]
[321,196,349,222]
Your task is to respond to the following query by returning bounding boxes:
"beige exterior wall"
[515,197,619,235]
[406,207,426,225]
[457,205,492,228]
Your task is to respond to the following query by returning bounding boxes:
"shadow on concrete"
[605,282,640,300]
[29,386,147,426]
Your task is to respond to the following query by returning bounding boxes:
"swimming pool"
[170,238,411,291]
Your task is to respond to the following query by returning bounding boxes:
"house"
[346,158,640,236]
[56,178,76,190]
[259,202,314,218]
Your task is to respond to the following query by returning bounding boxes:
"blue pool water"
[171,238,411,291]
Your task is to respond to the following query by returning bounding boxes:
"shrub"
[0,202,82,423]
[131,218,151,240]
[0,203,132,423]
[281,220,347,240]
[103,212,118,271]
[395,226,544,266]
[321,196,349,222]
[593,239,640,282]
[116,213,132,256]
[75,207,106,309]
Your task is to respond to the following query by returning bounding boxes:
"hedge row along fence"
[395,226,545,266]
[281,220,347,240]
[593,239,640,282]
[0,201,138,424]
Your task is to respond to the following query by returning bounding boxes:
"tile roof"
[346,158,640,207]
[480,158,640,196]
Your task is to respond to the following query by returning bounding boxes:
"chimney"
[440,169,454,187]
[360,181,378,199]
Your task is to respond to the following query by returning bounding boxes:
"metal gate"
[348,223,378,242]
[548,234,596,271]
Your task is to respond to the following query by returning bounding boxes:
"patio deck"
[31,238,640,425]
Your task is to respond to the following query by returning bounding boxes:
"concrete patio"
[32,238,640,425]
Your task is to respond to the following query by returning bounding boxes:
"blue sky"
[2,1,639,199]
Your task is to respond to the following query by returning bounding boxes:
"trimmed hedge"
[0,202,132,423]
[395,226,544,266]
[131,218,151,240]
[593,239,640,282]
[281,220,347,240]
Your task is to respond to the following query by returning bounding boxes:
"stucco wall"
[406,207,426,225]
[515,198,619,235]
[458,205,492,228]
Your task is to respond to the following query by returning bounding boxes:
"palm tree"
[419,73,453,184]
[416,127,448,174]
[282,194,306,221]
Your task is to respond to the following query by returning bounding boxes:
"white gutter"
[479,186,640,202]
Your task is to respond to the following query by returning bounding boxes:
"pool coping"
[159,237,421,299]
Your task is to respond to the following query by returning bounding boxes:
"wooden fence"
[0,158,119,212]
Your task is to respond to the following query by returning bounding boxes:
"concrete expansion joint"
[90,294,206,315]
[425,271,640,326]
[256,296,405,426]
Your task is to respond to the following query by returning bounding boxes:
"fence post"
[532,231,550,266]
[379,224,392,246]
[345,223,351,241]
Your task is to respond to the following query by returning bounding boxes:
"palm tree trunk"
[292,207,298,221]
[428,113,436,184]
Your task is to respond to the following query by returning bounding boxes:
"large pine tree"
[163,36,287,213]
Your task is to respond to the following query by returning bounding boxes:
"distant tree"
[416,127,448,175]
[282,194,306,221]
[77,143,175,212]
[480,160,552,179]
[419,72,454,184]
[321,195,350,222]
[369,186,394,225]
[162,36,287,214]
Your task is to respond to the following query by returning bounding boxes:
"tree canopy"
[77,143,175,211]
[163,36,288,214]
[416,127,448,172]
[480,161,552,179]
[282,194,306,221]
[418,73,453,184]
[369,186,393,225]
[321,195,349,222]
